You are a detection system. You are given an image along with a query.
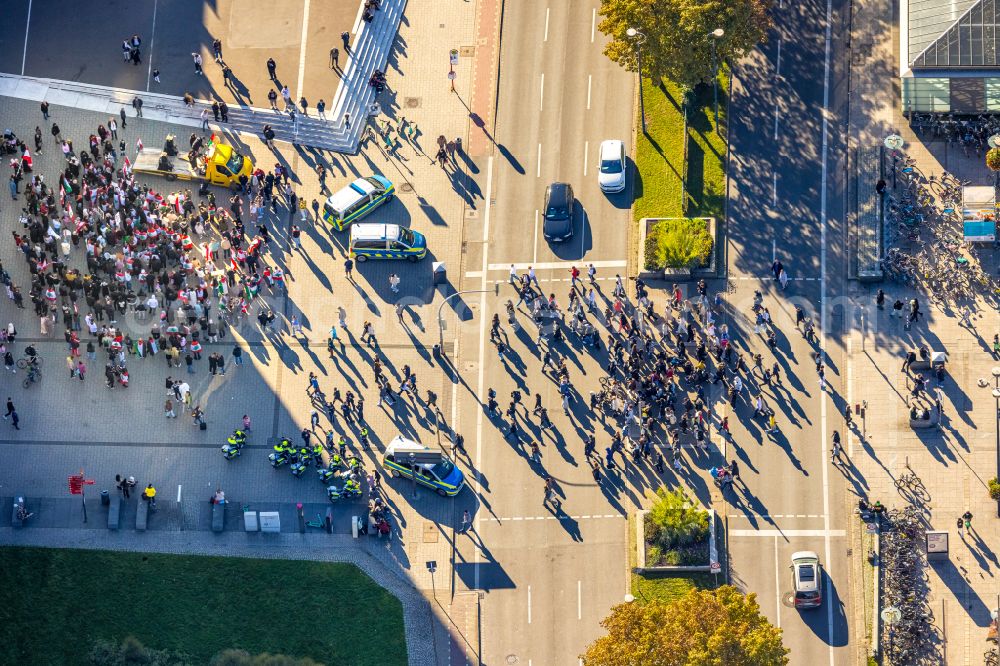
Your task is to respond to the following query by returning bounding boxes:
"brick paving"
[847,0,1000,656]
[0,0,480,660]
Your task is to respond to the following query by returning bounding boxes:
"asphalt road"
[454,1,636,664]
[725,0,854,661]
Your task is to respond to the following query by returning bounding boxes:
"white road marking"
[580,207,587,257]
[472,156,495,592]
[488,513,624,522]
[731,514,826,519]
[773,105,779,140]
[591,8,596,43]
[730,529,846,537]
[21,0,33,77]
[772,172,777,207]
[772,238,776,263]
[583,140,589,177]
[145,0,159,91]
[176,484,182,503]
[464,273,620,283]
[820,0,836,657]
[537,143,542,177]
[533,209,539,264]
[733,275,820,281]
[487,259,625,271]
[528,585,532,624]
[578,580,583,620]
[544,7,550,42]
[539,73,544,111]
[776,38,782,79]
[296,0,312,103]
[773,536,781,628]
[587,74,592,110]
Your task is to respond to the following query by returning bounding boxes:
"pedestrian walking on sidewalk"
[10,410,19,430]
[876,289,885,309]
[3,398,13,419]
[192,52,203,75]
[460,510,471,533]
[211,102,220,121]
[132,96,143,117]
[316,99,326,120]
[152,68,160,84]
[40,101,49,119]
[200,108,209,130]
[120,107,127,127]
[994,334,1000,359]
[959,306,974,328]
[330,47,340,70]
[212,38,223,63]
[267,57,277,80]
[341,31,351,52]
[959,511,973,534]
[389,273,400,293]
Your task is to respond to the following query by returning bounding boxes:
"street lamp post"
[626,28,647,135]
[992,367,1000,516]
[883,134,904,190]
[710,29,724,134]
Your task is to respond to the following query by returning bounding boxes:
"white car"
[598,139,626,193]
[790,551,823,609]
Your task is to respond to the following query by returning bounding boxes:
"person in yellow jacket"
[298,195,308,223]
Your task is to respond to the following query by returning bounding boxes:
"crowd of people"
[485,271,791,503]
[0,111,318,398]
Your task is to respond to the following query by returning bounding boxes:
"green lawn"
[634,70,729,223]
[0,547,406,666]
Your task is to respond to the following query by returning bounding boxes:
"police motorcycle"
[327,477,362,502]
[317,452,344,484]
[221,429,247,460]
[268,436,294,468]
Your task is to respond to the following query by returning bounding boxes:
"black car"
[543,182,575,241]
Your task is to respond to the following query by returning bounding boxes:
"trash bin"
[432,261,447,286]
[100,490,110,506]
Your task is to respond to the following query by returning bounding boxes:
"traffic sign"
[68,473,95,495]
[710,561,722,573]
[449,49,459,66]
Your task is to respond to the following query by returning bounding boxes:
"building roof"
[908,0,1000,69]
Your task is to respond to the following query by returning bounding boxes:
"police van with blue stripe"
[322,174,395,231]
[383,437,465,497]
[349,223,427,262]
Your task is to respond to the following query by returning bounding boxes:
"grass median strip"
[634,71,728,223]
[0,546,406,666]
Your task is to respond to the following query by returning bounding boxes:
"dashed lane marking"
[489,513,624,523]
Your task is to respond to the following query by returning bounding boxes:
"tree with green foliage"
[598,0,772,88]
[582,586,789,665]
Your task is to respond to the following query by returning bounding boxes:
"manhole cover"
[465,209,479,218]
[400,182,414,193]
[404,97,421,108]
[460,46,475,57]
[506,656,519,665]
